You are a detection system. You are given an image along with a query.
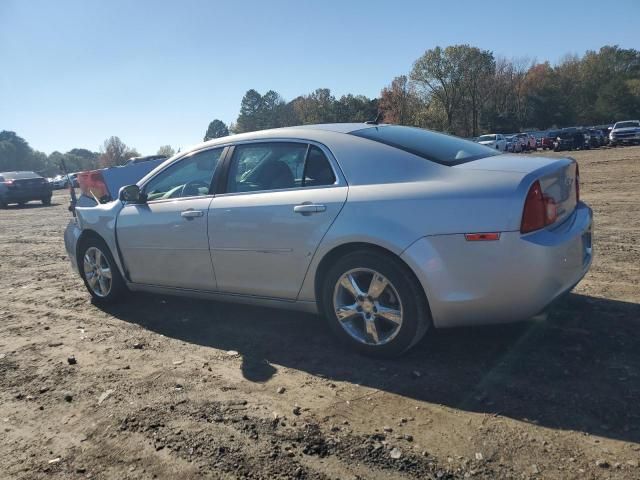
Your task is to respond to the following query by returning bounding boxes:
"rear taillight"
[521,181,558,234]
[521,181,545,233]
[575,163,580,202]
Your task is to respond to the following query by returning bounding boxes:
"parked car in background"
[527,132,545,149]
[475,133,507,151]
[49,174,69,189]
[554,129,585,151]
[64,123,592,357]
[75,155,168,207]
[0,171,53,208]
[609,120,640,146]
[587,129,604,148]
[68,173,80,188]
[541,130,560,150]
[514,133,535,151]
[505,135,522,153]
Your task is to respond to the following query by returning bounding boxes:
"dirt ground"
[1,146,639,480]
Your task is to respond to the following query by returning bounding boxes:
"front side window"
[226,143,335,193]
[144,148,222,201]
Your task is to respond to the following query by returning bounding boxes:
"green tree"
[0,131,48,173]
[334,94,378,123]
[204,119,230,140]
[411,46,468,131]
[235,89,263,133]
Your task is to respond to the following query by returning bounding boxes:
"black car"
[553,129,585,152]
[0,171,53,208]
[588,129,605,147]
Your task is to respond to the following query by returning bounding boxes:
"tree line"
[206,44,639,138]
[3,44,638,175]
[0,133,178,177]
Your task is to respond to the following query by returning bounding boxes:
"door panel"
[116,147,223,290]
[208,187,347,299]
[117,197,216,290]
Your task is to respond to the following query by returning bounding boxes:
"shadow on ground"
[100,292,640,444]
[1,202,60,209]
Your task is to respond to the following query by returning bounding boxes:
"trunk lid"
[455,154,578,228]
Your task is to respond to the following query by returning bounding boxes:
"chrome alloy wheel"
[332,268,403,346]
[83,246,112,297]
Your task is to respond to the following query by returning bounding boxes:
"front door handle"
[293,204,326,215]
[181,209,204,219]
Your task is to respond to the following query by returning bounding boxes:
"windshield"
[477,135,496,141]
[615,121,640,129]
[349,125,500,166]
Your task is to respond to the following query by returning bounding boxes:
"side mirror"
[119,184,145,203]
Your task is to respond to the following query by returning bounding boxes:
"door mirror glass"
[119,184,144,203]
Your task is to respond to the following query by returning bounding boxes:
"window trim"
[214,138,345,197]
[139,146,229,204]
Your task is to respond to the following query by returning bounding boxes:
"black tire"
[321,250,431,357]
[0,198,6,209]
[78,236,127,304]
[42,196,52,206]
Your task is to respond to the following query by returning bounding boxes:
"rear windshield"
[0,171,40,180]
[349,125,500,166]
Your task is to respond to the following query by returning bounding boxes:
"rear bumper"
[1,188,52,203]
[401,203,593,328]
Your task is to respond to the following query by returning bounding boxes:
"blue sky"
[1,0,638,155]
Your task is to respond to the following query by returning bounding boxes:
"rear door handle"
[294,204,326,215]
[181,209,204,219]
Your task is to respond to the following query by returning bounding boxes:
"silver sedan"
[64,123,593,356]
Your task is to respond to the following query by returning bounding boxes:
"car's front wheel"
[42,196,52,206]
[321,250,430,357]
[79,237,126,303]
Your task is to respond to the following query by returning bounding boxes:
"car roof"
[0,171,41,180]
[193,123,375,151]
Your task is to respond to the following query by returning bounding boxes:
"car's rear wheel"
[321,250,430,357]
[79,237,126,303]
[42,196,52,206]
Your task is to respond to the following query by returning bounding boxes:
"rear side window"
[350,125,500,166]
[226,143,336,193]
[304,145,336,187]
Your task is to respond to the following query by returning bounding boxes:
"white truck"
[609,120,640,146]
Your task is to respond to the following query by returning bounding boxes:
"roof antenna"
[365,112,382,125]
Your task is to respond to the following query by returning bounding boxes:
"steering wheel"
[181,180,210,197]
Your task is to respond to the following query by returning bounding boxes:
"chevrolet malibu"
[64,124,593,357]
